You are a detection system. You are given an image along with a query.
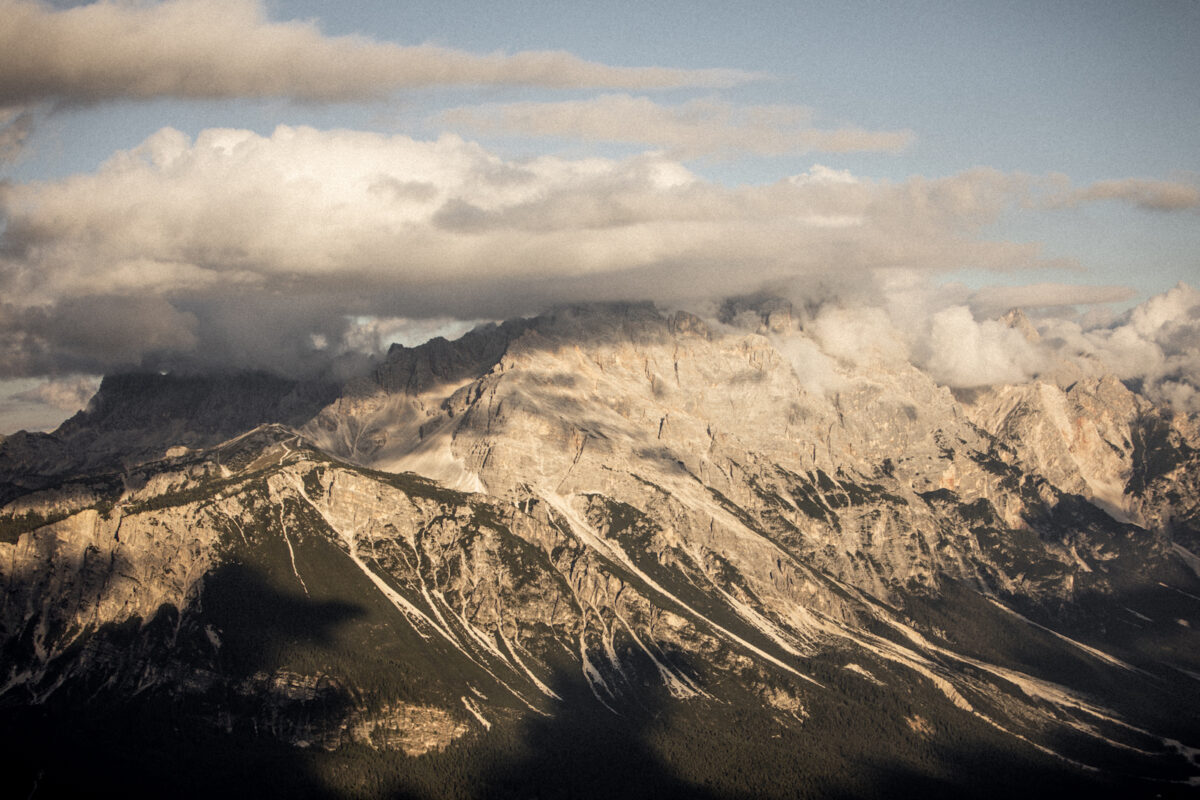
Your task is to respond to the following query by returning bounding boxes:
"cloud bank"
[780,281,1200,412]
[0,125,1065,378]
[0,122,1196,424]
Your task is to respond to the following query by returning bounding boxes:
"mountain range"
[2,299,1199,799]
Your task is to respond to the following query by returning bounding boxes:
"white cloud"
[1045,176,1200,212]
[438,94,914,158]
[790,280,1200,411]
[921,306,1045,388]
[342,315,492,353]
[0,0,759,163]
[1072,283,1200,410]
[772,333,845,397]
[0,0,752,108]
[807,305,909,368]
[0,127,1054,299]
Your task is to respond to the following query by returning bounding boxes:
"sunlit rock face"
[962,376,1144,519]
[2,300,1200,799]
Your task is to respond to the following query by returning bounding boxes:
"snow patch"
[499,630,562,700]
[1160,581,1200,602]
[614,610,707,700]
[278,506,309,596]
[1123,607,1153,623]
[579,623,617,712]
[843,663,884,686]
[204,624,222,651]
[461,696,491,730]
[542,491,821,687]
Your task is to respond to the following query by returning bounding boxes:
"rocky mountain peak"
[371,316,536,397]
[63,370,331,434]
[1000,307,1040,342]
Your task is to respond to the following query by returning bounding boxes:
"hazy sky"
[1,0,1198,431]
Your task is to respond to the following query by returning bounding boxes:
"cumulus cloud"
[806,305,910,368]
[0,0,751,109]
[920,306,1045,388]
[1046,177,1200,212]
[765,276,1049,392]
[772,334,844,397]
[438,94,915,158]
[1069,283,1200,409]
[775,279,1200,412]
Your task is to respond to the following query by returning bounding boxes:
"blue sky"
[0,0,1197,431]
[16,1,1199,183]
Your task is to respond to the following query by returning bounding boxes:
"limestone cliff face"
[963,374,1200,559]
[963,377,1145,518]
[2,302,1200,792]
[2,503,220,693]
[331,303,1179,606]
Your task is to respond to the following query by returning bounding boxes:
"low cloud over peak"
[770,281,1200,412]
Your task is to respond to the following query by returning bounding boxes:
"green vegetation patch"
[917,488,958,505]
[0,509,69,543]
[360,467,473,506]
[122,471,253,515]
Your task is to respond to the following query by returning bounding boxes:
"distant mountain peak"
[999,307,1041,342]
